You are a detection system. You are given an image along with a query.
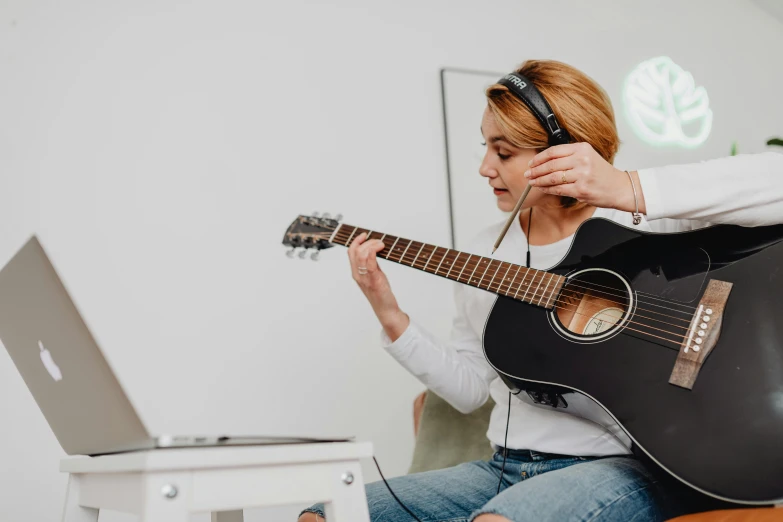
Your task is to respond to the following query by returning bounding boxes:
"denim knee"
[298,503,325,519]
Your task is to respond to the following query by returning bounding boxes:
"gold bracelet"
[625,170,642,225]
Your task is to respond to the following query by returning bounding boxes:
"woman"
[299,60,783,522]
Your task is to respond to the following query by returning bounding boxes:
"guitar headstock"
[282,213,341,260]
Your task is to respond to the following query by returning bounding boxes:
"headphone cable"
[498,208,531,494]
[378,209,531,516]
[373,456,424,522]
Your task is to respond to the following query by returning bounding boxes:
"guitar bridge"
[669,279,733,390]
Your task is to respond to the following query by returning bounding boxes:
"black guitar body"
[483,218,783,504]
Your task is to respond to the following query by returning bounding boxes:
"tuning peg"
[298,249,308,259]
[286,248,296,258]
[312,212,320,217]
[310,251,320,261]
[334,214,343,221]
[322,213,330,219]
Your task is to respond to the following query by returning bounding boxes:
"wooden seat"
[667,508,782,521]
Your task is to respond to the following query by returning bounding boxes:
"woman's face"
[479,106,545,212]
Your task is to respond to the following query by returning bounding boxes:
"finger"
[347,232,367,263]
[357,240,385,273]
[347,233,363,261]
[528,144,577,170]
[371,239,387,255]
[536,182,581,199]
[348,232,367,277]
[348,232,367,252]
[526,157,574,180]
[529,170,575,187]
[352,242,380,283]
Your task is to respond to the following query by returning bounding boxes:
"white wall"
[0,1,781,521]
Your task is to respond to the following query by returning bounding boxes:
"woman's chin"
[496,200,514,213]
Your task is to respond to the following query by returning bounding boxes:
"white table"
[60,441,373,522]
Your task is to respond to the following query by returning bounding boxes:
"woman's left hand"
[525,142,646,214]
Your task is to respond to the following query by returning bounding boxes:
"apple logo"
[38,341,63,382]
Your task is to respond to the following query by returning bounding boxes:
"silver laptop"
[0,236,351,456]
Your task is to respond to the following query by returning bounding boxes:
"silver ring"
[357,267,368,275]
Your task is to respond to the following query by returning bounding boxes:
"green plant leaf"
[730,141,738,156]
[767,138,783,147]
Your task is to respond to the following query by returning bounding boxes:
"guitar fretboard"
[330,224,565,310]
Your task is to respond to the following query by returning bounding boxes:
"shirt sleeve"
[380,283,497,414]
[637,152,783,227]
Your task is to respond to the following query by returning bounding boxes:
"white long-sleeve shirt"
[381,152,783,456]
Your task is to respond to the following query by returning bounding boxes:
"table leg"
[323,462,371,522]
[61,475,99,522]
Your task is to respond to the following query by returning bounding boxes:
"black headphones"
[496,72,571,147]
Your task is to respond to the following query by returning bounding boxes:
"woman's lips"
[493,188,508,195]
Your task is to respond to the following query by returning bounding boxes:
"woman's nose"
[479,153,496,178]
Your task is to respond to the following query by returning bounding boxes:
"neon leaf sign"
[623,56,712,148]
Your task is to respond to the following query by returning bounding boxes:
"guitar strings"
[368,237,693,334]
[380,244,697,320]
[483,273,691,333]
[338,233,688,346]
[314,229,697,342]
[376,249,690,344]
[380,249,688,347]
[321,226,700,315]
[474,265,694,323]
[534,275,699,313]
[302,228,697,346]
[314,228,694,325]
[505,277,694,324]
[329,229,697,324]
[557,278,699,312]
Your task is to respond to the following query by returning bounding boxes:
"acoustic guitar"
[283,214,783,505]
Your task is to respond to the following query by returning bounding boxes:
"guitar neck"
[330,224,565,310]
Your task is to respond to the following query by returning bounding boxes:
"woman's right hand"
[348,233,410,341]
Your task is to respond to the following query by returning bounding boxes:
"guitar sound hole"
[552,269,632,341]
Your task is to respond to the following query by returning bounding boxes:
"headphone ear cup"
[549,128,571,146]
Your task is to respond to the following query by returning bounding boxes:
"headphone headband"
[497,72,571,147]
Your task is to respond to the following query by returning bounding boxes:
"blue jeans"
[301,449,725,522]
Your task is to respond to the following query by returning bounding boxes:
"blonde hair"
[485,60,619,208]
